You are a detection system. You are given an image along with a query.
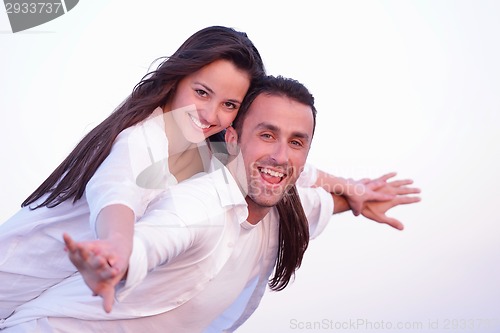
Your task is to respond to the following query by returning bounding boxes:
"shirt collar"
[206,156,249,225]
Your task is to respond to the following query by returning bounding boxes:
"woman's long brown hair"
[232,75,318,291]
[22,26,265,209]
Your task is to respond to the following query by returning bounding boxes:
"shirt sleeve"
[297,186,334,239]
[115,193,196,301]
[296,163,318,187]
[115,172,231,301]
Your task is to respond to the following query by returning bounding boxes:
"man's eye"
[291,140,303,147]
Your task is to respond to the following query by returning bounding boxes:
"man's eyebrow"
[256,122,311,141]
[256,122,279,132]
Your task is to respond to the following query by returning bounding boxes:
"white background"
[1,1,499,332]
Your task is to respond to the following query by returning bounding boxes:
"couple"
[0,27,419,332]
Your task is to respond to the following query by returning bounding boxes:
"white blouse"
[86,107,175,235]
[0,107,175,319]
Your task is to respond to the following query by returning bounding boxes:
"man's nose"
[270,141,289,165]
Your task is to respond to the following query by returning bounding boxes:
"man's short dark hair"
[232,75,317,137]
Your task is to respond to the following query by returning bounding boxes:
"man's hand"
[343,172,398,216]
[360,175,421,230]
[63,233,129,313]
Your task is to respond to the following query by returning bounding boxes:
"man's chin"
[248,193,284,209]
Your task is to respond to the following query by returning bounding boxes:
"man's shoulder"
[151,169,237,206]
[158,172,218,201]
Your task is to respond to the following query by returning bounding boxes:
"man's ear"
[225,126,240,156]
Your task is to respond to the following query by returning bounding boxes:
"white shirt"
[1,162,333,332]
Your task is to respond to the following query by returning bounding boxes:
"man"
[1,76,420,332]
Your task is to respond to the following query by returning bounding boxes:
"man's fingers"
[358,178,370,184]
[85,254,119,280]
[362,211,404,230]
[371,191,396,201]
[85,254,107,270]
[386,217,404,231]
[99,264,120,281]
[395,196,421,205]
[374,172,397,183]
[396,187,421,195]
[76,245,92,262]
[63,233,77,252]
[101,287,116,313]
[388,179,414,187]
[375,214,404,230]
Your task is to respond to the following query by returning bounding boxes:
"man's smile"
[257,166,287,185]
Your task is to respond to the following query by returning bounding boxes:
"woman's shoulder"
[116,107,165,140]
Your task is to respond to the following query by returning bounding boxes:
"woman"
[0,25,265,318]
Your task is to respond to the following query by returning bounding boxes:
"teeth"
[260,167,284,178]
[190,114,210,129]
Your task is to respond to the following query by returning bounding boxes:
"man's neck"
[225,154,272,225]
[245,198,271,225]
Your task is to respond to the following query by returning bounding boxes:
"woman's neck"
[162,107,196,155]
[162,107,212,181]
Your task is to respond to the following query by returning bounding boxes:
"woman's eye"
[196,89,208,97]
[224,102,237,109]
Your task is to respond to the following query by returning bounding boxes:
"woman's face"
[168,59,251,143]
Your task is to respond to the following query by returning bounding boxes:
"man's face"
[227,94,314,212]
